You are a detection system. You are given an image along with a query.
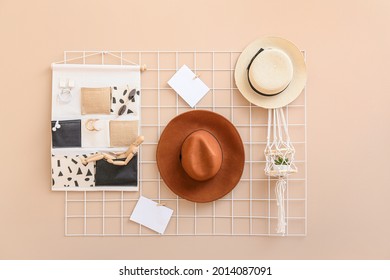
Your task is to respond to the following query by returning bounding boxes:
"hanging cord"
[106,52,139,66]
[54,51,139,66]
[266,109,272,147]
[275,178,287,234]
[273,109,277,145]
[279,107,291,143]
[276,108,284,143]
[264,109,272,173]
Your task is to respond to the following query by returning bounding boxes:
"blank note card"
[168,65,210,108]
[130,196,173,234]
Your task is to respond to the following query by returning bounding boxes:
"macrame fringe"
[275,178,286,234]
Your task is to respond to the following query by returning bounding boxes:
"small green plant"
[274,156,289,165]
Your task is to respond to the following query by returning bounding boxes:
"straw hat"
[156,110,245,203]
[234,37,307,108]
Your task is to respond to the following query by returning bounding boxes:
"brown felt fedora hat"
[156,110,245,203]
[235,36,307,109]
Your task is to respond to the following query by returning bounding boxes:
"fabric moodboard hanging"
[51,154,96,188]
[95,155,138,186]
[111,85,140,116]
[51,120,81,148]
[51,63,141,191]
[109,120,139,147]
[81,87,111,115]
[81,119,110,148]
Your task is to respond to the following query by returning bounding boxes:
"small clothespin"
[193,73,200,80]
[59,79,74,89]
[156,202,166,207]
[68,79,75,88]
[59,79,67,88]
[140,64,147,72]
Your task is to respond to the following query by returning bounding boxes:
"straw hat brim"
[156,110,245,203]
[234,37,307,109]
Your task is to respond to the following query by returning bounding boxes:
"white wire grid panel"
[63,50,307,236]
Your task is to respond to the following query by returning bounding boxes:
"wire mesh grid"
[63,50,307,236]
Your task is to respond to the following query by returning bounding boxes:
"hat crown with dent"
[180,130,222,182]
[248,48,293,95]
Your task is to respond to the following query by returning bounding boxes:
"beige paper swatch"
[81,87,111,114]
[109,120,138,147]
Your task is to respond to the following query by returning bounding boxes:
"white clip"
[68,79,75,88]
[52,120,61,131]
[59,79,66,88]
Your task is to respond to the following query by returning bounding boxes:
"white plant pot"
[273,165,290,172]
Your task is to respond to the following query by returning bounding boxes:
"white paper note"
[168,65,210,108]
[130,196,173,234]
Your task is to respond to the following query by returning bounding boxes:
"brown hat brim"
[156,110,245,203]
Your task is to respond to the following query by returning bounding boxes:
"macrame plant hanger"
[264,108,297,234]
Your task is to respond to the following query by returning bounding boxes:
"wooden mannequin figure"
[81,135,144,166]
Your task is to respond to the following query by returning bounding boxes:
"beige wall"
[1,0,389,259]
